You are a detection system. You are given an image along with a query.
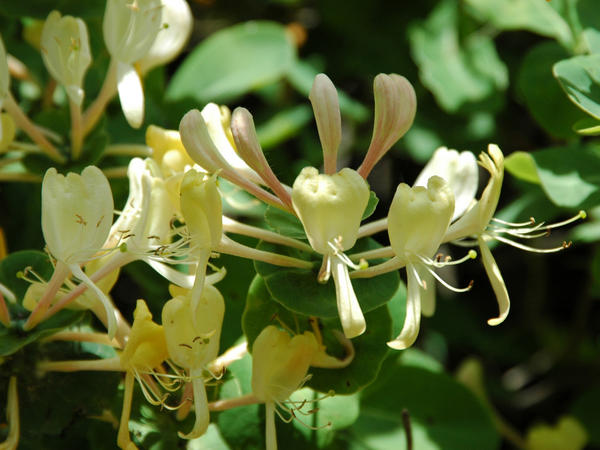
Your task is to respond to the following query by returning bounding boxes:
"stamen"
[492,234,572,253]
[422,264,474,293]
[491,217,536,227]
[418,250,477,268]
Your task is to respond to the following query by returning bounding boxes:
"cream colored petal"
[387,264,422,350]
[331,256,366,339]
[117,62,144,129]
[478,236,510,326]
[419,269,436,317]
[179,368,209,439]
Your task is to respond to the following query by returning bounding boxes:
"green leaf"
[220,178,268,219]
[362,191,379,220]
[505,151,541,184]
[408,0,508,112]
[254,239,400,318]
[554,54,600,120]
[517,42,587,138]
[0,0,105,19]
[256,105,313,149]
[464,0,573,48]
[573,117,600,136]
[577,0,600,53]
[571,384,600,445]
[286,59,370,122]
[243,275,395,395]
[290,388,360,447]
[527,144,600,209]
[349,356,500,450]
[167,21,295,103]
[264,206,307,240]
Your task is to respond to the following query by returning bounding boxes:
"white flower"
[41,11,91,106]
[103,0,162,128]
[138,0,192,74]
[162,285,224,439]
[387,176,455,349]
[292,167,370,339]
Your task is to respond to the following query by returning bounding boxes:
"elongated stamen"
[492,234,571,254]
[418,249,477,268]
[327,240,363,271]
[491,217,536,227]
[421,264,473,293]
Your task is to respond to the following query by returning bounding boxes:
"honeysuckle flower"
[138,0,192,74]
[292,167,370,338]
[162,284,224,438]
[25,166,118,338]
[251,326,319,450]
[442,144,584,326]
[386,177,456,349]
[0,376,19,449]
[40,11,91,106]
[118,299,169,449]
[414,147,478,222]
[103,0,162,128]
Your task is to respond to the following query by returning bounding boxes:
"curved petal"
[117,62,144,129]
[179,368,209,439]
[478,236,510,326]
[388,263,422,350]
[331,256,366,339]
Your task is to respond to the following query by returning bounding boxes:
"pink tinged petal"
[331,256,366,339]
[358,74,417,179]
[478,236,510,326]
[309,74,341,175]
[230,107,293,208]
[387,264,422,350]
[116,62,144,129]
[179,368,210,439]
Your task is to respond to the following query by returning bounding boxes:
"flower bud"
[309,74,341,174]
[251,326,318,403]
[292,167,369,254]
[41,11,91,105]
[42,166,114,264]
[180,169,222,249]
[388,176,454,259]
[120,299,168,371]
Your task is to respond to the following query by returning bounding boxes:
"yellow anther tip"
[468,249,477,259]
[579,210,587,219]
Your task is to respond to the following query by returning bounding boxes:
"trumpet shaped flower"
[162,285,225,438]
[41,11,91,106]
[251,326,319,450]
[26,166,117,337]
[103,0,162,128]
[387,176,455,349]
[292,167,370,338]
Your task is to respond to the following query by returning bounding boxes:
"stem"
[265,401,277,450]
[82,59,117,137]
[4,94,65,163]
[208,393,261,411]
[218,236,313,269]
[102,167,129,179]
[38,356,123,373]
[104,144,152,157]
[222,216,313,252]
[357,218,388,238]
[117,371,135,450]
[23,261,71,331]
[349,246,394,261]
[43,331,120,347]
[0,171,42,182]
[69,99,83,160]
